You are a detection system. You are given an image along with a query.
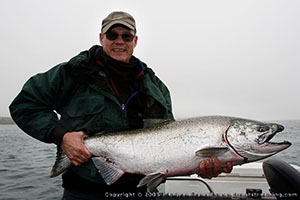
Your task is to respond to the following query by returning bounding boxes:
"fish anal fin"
[92,157,124,185]
[138,172,165,192]
[195,147,229,158]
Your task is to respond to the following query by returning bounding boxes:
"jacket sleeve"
[153,76,174,120]
[9,63,72,145]
[144,67,174,120]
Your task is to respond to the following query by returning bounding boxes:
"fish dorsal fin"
[195,147,229,158]
[92,157,124,185]
[143,119,173,128]
[92,131,106,137]
[137,172,165,192]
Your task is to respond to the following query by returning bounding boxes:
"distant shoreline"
[0,117,15,125]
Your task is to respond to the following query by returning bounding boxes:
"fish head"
[225,119,291,162]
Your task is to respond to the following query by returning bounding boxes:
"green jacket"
[9,45,174,184]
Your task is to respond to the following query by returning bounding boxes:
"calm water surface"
[0,120,299,199]
[0,125,62,200]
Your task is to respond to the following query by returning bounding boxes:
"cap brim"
[102,20,135,33]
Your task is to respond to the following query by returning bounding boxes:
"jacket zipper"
[96,59,144,119]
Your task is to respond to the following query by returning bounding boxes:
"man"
[9,11,232,199]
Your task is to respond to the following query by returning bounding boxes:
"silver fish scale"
[84,116,233,176]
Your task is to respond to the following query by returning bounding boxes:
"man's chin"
[111,55,129,63]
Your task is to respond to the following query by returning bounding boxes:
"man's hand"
[61,131,92,166]
[198,157,233,179]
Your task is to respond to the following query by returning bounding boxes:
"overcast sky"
[1,0,300,120]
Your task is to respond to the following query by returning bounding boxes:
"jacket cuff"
[51,125,67,146]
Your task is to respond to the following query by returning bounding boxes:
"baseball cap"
[101,11,136,34]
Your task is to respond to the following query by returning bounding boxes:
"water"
[0,125,62,200]
[0,120,300,200]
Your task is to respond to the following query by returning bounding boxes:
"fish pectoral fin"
[195,147,230,158]
[137,172,165,192]
[92,157,124,185]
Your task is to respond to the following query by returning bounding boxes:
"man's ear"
[99,33,104,45]
[134,35,138,48]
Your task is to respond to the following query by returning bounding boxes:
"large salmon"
[50,116,291,191]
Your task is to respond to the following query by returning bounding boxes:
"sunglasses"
[105,31,135,42]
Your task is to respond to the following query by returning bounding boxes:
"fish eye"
[257,126,269,132]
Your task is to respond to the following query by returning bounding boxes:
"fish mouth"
[247,124,291,161]
[257,124,291,147]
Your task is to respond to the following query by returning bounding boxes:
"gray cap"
[101,11,136,34]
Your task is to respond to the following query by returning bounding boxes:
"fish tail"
[50,147,72,177]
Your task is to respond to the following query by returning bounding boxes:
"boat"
[156,159,300,199]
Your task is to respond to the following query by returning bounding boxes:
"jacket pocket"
[66,95,104,117]
[60,95,105,133]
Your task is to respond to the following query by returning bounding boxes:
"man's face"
[100,26,138,63]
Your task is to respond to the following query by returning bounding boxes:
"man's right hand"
[61,131,92,166]
[198,157,232,179]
